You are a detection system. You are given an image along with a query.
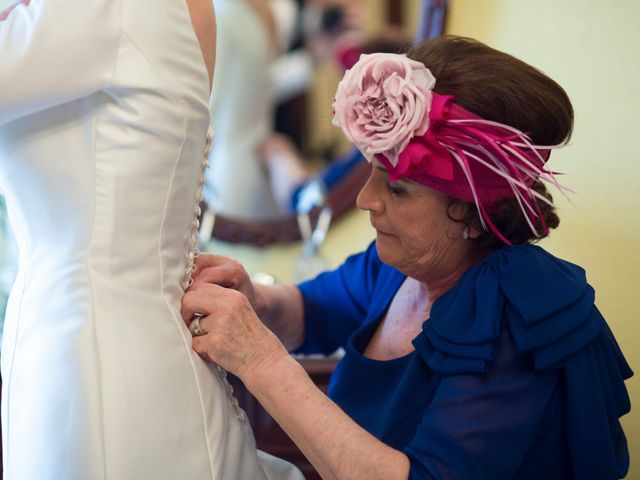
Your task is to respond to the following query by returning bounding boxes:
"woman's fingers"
[192,253,237,278]
[192,335,211,358]
[190,254,253,297]
[187,255,261,312]
[181,281,286,379]
[189,296,287,379]
[189,264,242,290]
[181,283,224,322]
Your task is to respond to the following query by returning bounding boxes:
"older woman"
[183,36,632,479]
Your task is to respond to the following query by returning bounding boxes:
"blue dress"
[297,243,632,479]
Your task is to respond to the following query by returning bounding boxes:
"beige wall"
[439,0,640,476]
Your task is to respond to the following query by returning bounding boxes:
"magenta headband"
[331,52,570,245]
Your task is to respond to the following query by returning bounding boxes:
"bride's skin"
[186,0,217,88]
[0,0,30,21]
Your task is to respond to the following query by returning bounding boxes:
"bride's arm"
[0,0,29,21]
[186,0,216,89]
[0,0,122,126]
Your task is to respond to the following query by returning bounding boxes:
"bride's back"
[0,1,274,478]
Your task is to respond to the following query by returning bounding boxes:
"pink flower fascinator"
[332,53,570,245]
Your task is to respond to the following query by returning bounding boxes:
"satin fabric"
[297,243,631,479]
[206,0,282,219]
[0,1,302,478]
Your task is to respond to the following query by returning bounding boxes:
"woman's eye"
[386,182,405,195]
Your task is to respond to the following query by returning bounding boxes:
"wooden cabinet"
[228,356,339,480]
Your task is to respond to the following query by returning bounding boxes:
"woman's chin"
[375,235,399,265]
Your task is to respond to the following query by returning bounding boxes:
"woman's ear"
[447,199,470,222]
[446,200,483,241]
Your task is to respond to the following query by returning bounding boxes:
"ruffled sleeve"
[412,245,632,479]
[0,0,122,126]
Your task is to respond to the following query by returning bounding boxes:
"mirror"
[208,160,371,246]
[205,0,449,246]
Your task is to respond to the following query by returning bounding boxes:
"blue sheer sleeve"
[406,329,562,479]
[410,245,632,479]
[295,242,383,355]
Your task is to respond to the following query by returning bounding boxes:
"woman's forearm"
[242,354,411,480]
[254,283,305,351]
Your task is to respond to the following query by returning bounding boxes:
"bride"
[0,0,301,478]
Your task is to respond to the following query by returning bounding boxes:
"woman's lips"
[372,225,393,236]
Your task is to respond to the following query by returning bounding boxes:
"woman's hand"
[190,253,265,315]
[0,0,30,21]
[181,282,288,380]
[189,253,306,352]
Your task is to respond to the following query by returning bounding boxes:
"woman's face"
[356,160,471,280]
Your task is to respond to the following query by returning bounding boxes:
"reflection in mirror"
[206,0,283,220]
[207,159,370,246]
[205,0,449,246]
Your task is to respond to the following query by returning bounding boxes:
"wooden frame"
[211,160,371,246]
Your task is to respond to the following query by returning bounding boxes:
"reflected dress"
[0,1,301,478]
[206,0,282,220]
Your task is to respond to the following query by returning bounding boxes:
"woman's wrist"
[240,349,308,399]
[252,282,269,319]
[253,284,305,351]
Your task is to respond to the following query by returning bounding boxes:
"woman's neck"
[413,250,486,309]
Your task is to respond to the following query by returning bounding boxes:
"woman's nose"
[356,172,382,214]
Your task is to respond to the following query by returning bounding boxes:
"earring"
[462,225,470,240]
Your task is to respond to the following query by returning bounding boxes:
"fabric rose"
[331,53,436,167]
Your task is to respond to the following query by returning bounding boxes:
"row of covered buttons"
[216,365,246,422]
[181,128,214,290]
[180,131,245,422]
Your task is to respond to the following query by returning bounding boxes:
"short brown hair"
[406,36,574,248]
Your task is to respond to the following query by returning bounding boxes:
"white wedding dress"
[0,1,302,479]
[206,0,282,220]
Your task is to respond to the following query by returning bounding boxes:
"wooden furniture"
[209,160,371,246]
[228,356,340,480]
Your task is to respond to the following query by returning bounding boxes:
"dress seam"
[90,3,125,477]
[156,103,218,479]
[89,97,108,480]
[0,199,29,474]
[122,3,218,475]
[91,2,125,480]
